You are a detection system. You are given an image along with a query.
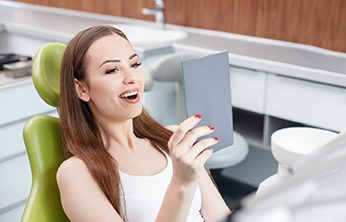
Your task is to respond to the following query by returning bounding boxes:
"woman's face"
[76,33,144,123]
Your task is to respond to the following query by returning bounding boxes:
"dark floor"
[211,169,257,211]
[212,144,279,211]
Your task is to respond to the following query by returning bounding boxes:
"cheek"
[88,78,117,98]
[89,82,107,96]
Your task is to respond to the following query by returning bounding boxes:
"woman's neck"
[98,118,138,151]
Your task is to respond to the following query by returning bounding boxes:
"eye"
[105,67,119,74]
[131,62,142,68]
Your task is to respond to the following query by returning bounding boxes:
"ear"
[74,79,90,102]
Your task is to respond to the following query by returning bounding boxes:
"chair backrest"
[22,115,69,222]
[21,42,69,222]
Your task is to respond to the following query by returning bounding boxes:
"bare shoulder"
[165,125,178,132]
[57,157,87,175]
[56,158,122,221]
[56,157,91,186]
[59,156,87,169]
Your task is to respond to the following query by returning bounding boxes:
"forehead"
[86,33,135,63]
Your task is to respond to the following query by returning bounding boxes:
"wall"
[12,0,346,52]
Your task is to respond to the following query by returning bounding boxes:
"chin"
[133,106,143,118]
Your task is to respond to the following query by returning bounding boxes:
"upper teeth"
[120,90,138,98]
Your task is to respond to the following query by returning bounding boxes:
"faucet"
[141,0,165,29]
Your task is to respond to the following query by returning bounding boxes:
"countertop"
[1,0,345,87]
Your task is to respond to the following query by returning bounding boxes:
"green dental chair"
[21,42,69,222]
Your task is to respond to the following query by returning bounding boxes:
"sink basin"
[110,24,188,45]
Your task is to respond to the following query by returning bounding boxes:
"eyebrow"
[98,53,138,68]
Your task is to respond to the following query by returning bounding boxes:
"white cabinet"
[0,203,26,222]
[0,27,57,220]
[0,155,31,210]
[231,68,346,154]
[230,66,267,114]
[0,120,26,160]
[0,78,57,220]
[265,74,346,132]
[0,81,54,125]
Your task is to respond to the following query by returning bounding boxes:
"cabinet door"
[0,155,31,210]
[0,204,26,222]
[0,120,26,160]
[230,66,267,114]
[265,74,346,132]
[0,81,55,125]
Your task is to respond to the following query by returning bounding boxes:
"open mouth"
[120,90,139,100]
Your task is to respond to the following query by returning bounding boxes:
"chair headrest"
[31,42,66,108]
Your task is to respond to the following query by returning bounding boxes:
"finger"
[180,125,215,149]
[185,137,218,161]
[168,114,202,148]
[193,148,214,167]
[171,125,215,158]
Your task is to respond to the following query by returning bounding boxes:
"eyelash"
[131,62,142,68]
[105,62,142,74]
[105,68,119,74]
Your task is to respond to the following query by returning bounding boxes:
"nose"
[123,67,138,85]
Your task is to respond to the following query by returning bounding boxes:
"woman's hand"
[167,114,218,185]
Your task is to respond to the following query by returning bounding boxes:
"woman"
[57,25,231,222]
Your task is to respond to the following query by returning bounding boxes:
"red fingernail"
[208,126,214,130]
[213,137,218,141]
[195,114,202,119]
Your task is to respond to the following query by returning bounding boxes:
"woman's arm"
[56,157,124,222]
[169,119,231,221]
[199,168,231,222]
[155,115,216,221]
[155,176,200,221]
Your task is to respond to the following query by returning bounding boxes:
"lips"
[119,88,141,104]
[120,90,139,99]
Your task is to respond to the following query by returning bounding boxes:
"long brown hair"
[59,25,172,219]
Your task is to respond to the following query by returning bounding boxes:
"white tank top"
[119,151,204,222]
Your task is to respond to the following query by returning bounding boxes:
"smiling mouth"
[120,90,139,100]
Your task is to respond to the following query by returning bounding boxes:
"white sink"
[110,24,188,45]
